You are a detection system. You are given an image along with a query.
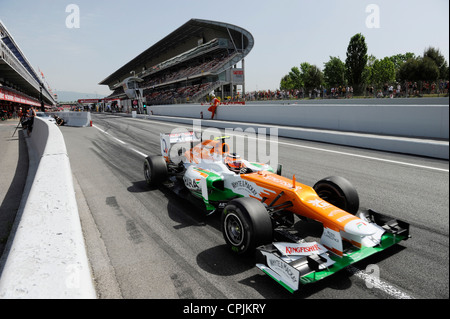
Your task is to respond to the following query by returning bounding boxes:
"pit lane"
[61,113,449,299]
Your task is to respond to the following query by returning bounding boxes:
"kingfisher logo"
[285,244,321,255]
[275,242,327,256]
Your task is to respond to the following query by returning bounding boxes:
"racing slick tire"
[144,156,168,187]
[313,176,359,215]
[221,198,273,255]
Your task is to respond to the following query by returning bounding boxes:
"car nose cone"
[344,219,378,236]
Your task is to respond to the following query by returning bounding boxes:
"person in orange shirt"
[208,94,220,119]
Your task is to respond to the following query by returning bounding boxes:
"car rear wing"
[160,131,200,162]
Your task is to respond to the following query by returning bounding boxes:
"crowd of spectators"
[140,55,229,89]
[245,88,336,100]
[245,80,449,101]
[106,51,238,105]
[244,87,354,101]
[139,51,241,105]
[365,80,449,98]
[143,83,211,105]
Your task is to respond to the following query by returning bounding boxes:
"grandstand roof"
[99,19,254,88]
[0,19,56,105]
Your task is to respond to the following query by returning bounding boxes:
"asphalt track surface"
[61,113,449,300]
[0,122,28,258]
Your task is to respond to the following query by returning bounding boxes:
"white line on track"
[93,125,147,157]
[276,140,449,173]
[130,118,449,173]
[347,266,413,299]
[129,148,148,158]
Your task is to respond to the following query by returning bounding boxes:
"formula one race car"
[143,131,410,293]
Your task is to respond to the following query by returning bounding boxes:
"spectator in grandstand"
[208,94,220,119]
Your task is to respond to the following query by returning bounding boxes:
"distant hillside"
[57,91,110,102]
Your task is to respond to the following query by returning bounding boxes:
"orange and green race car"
[143,131,410,293]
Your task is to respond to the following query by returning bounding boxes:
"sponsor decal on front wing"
[259,251,300,292]
[274,242,328,256]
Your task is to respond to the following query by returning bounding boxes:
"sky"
[1,0,449,98]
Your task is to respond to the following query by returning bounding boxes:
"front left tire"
[221,198,273,255]
[313,176,359,215]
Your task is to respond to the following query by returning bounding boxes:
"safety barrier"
[0,117,96,298]
[56,112,92,127]
[150,102,449,139]
[148,101,449,159]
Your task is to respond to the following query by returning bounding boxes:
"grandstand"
[0,20,56,115]
[99,19,254,107]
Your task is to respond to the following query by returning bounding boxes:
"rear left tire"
[144,156,168,187]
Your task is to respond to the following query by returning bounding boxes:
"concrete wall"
[149,103,449,139]
[56,112,92,127]
[0,117,96,298]
[147,102,449,159]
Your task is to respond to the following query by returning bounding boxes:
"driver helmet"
[224,153,242,170]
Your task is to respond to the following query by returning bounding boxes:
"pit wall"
[148,103,449,159]
[56,111,92,127]
[0,117,96,298]
[149,103,449,139]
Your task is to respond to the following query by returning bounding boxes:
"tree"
[423,47,448,79]
[298,62,324,93]
[280,66,302,91]
[398,57,421,82]
[302,64,324,92]
[299,62,312,89]
[419,56,439,82]
[323,56,346,87]
[345,33,368,95]
[280,74,294,91]
[389,53,416,70]
[362,54,376,87]
[399,56,439,83]
[371,57,396,87]
[280,63,324,95]
[389,52,416,81]
[289,66,303,89]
